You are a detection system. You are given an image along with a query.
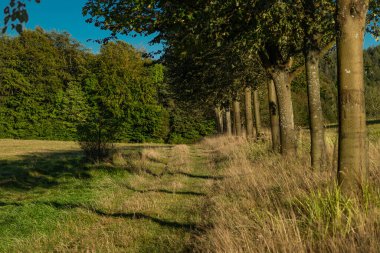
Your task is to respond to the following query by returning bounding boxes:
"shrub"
[77,118,120,163]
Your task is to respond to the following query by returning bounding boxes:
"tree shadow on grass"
[0,145,175,191]
[167,171,225,180]
[123,158,224,181]
[0,200,204,232]
[123,183,207,196]
[0,151,91,190]
[129,167,224,181]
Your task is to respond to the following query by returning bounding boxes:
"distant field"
[0,140,80,160]
[306,123,380,142]
[0,140,173,159]
[325,119,380,129]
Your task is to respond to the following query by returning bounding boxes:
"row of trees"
[206,46,380,138]
[2,0,379,194]
[81,0,379,195]
[0,28,215,149]
[6,29,380,145]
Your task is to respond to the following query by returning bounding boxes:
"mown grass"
[0,141,219,252]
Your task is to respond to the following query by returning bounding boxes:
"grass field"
[0,140,222,252]
[193,129,380,252]
[0,126,379,252]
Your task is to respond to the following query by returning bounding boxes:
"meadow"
[0,125,379,252]
[0,140,219,252]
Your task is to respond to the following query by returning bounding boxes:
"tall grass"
[195,134,380,253]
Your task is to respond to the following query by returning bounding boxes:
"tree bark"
[268,79,281,152]
[232,111,236,136]
[214,107,221,134]
[225,107,232,136]
[271,69,297,156]
[253,88,262,139]
[245,87,254,137]
[336,0,368,195]
[233,100,242,136]
[214,107,224,134]
[219,108,224,134]
[305,50,327,169]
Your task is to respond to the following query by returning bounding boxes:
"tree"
[297,0,335,169]
[225,105,232,136]
[0,28,88,140]
[233,97,242,136]
[250,2,303,155]
[2,0,40,34]
[253,86,262,139]
[244,86,254,137]
[336,0,369,195]
[267,79,281,152]
[214,106,224,134]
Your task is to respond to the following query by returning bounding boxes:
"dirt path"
[89,143,220,252]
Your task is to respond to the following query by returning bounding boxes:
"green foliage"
[365,46,380,87]
[2,0,41,34]
[287,46,380,126]
[319,47,380,122]
[122,103,170,143]
[0,28,213,144]
[0,29,88,140]
[167,105,215,144]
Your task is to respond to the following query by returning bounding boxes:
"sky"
[1,0,163,56]
[1,0,379,55]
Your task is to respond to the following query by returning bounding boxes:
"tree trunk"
[233,100,242,136]
[225,107,232,136]
[253,88,262,139]
[214,107,224,134]
[268,79,281,152]
[232,110,236,136]
[336,0,368,195]
[271,69,297,155]
[305,50,327,169]
[245,87,254,137]
[214,107,221,134]
[219,108,224,134]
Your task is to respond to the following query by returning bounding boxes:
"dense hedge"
[0,28,215,143]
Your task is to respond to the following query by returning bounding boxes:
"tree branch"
[289,39,336,82]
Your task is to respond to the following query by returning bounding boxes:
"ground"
[0,125,379,252]
[0,140,220,252]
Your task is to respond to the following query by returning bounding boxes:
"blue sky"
[1,0,379,55]
[1,0,163,56]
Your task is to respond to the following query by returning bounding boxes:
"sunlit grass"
[1,126,379,252]
[0,140,215,252]
[195,131,380,253]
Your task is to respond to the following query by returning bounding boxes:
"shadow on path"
[123,184,206,196]
[126,165,224,181]
[168,171,224,180]
[0,201,204,231]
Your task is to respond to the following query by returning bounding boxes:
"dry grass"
[194,134,380,253]
[0,140,213,252]
[1,133,379,252]
[0,139,80,159]
[168,145,191,171]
